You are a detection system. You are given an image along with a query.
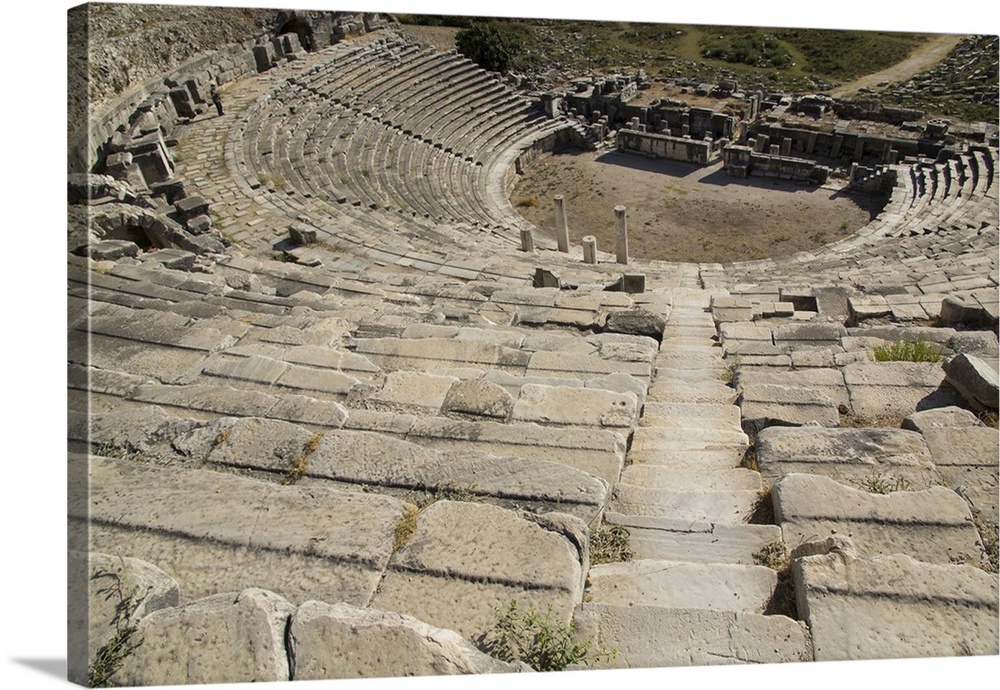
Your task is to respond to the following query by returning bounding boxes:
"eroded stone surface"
[756,426,938,489]
[117,588,295,686]
[372,501,585,639]
[793,551,999,661]
[772,473,987,566]
[572,603,811,668]
[288,601,521,679]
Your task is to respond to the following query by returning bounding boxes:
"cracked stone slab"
[512,384,638,428]
[116,588,295,686]
[372,501,586,639]
[793,551,999,661]
[756,426,939,489]
[572,603,811,668]
[772,473,987,566]
[587,560,777,613]
[78,455,404,606]
[288,601,522,679]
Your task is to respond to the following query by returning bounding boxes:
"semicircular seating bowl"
[71,27,1000,680]
[229,33,587,263]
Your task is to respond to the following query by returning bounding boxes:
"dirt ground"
[511,150,884,264]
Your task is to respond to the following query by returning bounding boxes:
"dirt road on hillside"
[830,33,966,96]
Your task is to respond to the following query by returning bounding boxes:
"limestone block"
[719,322,774,343]
[843,361,961,421]
[587,560,777,613]
[368,370,459,413]
[79,552,180,668]
[943,353,999,411]
[793,551,999,661]
[902,405,984,432]
[80,456,404,606]
[288,601,521,679]
[772,473,987,566]
[512,384,638,428]
[407,417,627,485]
[572,603,811,668]
[711,296,754,324]
[921,425,999,489]
[773,322,847,350]
[738,383,841,433]
[600,308,667,341]
[372,501,586,639]
[116,588,295,686]
[355,337,530,372]
[442,377,514,419]
[734,367,849,409]
[756,426,938,489]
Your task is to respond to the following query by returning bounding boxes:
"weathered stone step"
[606,513,782,564]
[795,550,999,661]
[756,426,940,490]
[619,465,762,491]
[609,485,761,523]
[646,380,737,405]
[195,417,610,523]
[640,402,742,430]
[627,445,746,470]
[572,603,811,668]
[773,473,989,567]
[587,559,778,613]
[73,454,404,607]
[401,416,627,486]
[630,427,749,452]
[371,500,586,639]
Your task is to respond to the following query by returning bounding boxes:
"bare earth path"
[830,33,966,97]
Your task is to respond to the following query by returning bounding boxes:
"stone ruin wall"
[68,7,396,175]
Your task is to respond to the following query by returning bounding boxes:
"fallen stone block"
[600,308,666,342]
[89,239,140,261]
[773,473,987,566]
[288,601,521,679]
[901,405,984,432]
[940,294,996,329]
[442,377,514,420]
[116,588,295,686]
[792,551,999,661]
[289,223,317,245]
[943,353,999,412]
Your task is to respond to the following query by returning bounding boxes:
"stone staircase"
[580,288,808,667]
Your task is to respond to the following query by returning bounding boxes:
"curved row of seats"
[229,32,576,249]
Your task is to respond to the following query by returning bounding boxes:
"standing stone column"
[582,236,597,264]
[520,228,534,253]
[614,206,628,265]
[554,195,570,253]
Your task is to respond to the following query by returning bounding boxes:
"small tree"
[455,22,522,73]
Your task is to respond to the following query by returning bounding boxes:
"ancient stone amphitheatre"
[67,4,998,686]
